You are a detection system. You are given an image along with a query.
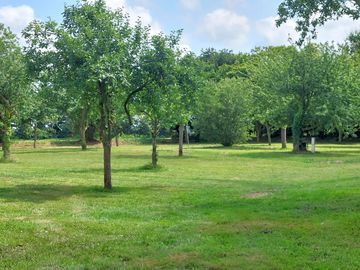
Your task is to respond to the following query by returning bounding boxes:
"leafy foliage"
[196,78,253,146]
[277,0,360,44]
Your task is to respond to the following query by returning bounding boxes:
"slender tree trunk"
[256,122,261,143]
[281,127,287,149]
[292,112,306,152]
[85,124,96,142]
[80,126,87,151]
[1,119,11,160]
[115,134,120,147]
[178,124,184,157]
[103,140,111,188]
[266,124,272,146]
[99,80,112,190]
[79,108,88,151]
[152,133,157,168]
[33,123,38,149]
[338,129,343,143]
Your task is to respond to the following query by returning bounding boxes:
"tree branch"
[123,80,151,125]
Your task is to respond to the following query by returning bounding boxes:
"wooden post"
[311,137,316,154]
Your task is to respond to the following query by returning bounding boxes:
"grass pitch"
[0,142,359,269]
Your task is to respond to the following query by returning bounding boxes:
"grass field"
[0,142,359,269]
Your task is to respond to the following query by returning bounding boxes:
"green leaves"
[196,78,253,146]
[0,24,29,159]
[277,0,360,44]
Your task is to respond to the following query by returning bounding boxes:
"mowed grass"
[0,142,359,269]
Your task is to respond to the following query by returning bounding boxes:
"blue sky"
[1,0,360,53]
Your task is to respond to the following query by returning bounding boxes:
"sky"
[1,0,360,54]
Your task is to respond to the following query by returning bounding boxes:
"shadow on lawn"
[192,145,280,151]
[14,148,98,155]
[231,150,360,160]
[67,163,166,174]
[0,184,169,203]
[114,153,196,161]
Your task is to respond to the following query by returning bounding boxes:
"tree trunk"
[80,125,87,151]
[178,124,184,157]
[99,80,112,190]
[152,134,157,168]
[292,112,306,152]
[1,119,11,160]
[266,124,272,146]
[79,108,88,151]
[103,140,112,189]
[256,122,261,143]
[85,124,96,142]
[115,134,120,147]
[33,123,38,149]
[281,127,287,149]
[338,129,343,143]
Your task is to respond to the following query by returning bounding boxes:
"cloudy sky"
[1,0,360,53]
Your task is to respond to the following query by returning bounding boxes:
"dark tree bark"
[85,124,97,142]
[99,80,112,189]
[281,127,287,149]
[266,124,272,146]
[178,124,184,157]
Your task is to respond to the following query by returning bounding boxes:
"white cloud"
[102,0,162,34]
[0,5,35,36]
[256,16,299,46]
[257,16,360,46]
[180,0,201,11]
[199,9,250,48]
[317,16,360,43]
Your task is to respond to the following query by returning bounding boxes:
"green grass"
[0,142,359,269]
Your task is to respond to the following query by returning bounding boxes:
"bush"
[195,78,253,146]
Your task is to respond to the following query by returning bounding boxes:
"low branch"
[124,80,150,125]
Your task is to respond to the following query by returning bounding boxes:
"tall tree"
[174,53,203,157]
[133,32,181,167]
[288,44,337,151]
[24,0,149,189]
[0,24,28,161]
[249,46,295,147]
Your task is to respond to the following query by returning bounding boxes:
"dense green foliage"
[1,0,360,175]
[196,78,252,146]
[0,23,28,161]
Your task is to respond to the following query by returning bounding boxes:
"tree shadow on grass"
[317,144,360,149]
[191,145,281,151]
[67,163,166,174]
[0,184,171,203]
[233,150,360,160]
[115,153,196,161]
[14,148,98,155]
